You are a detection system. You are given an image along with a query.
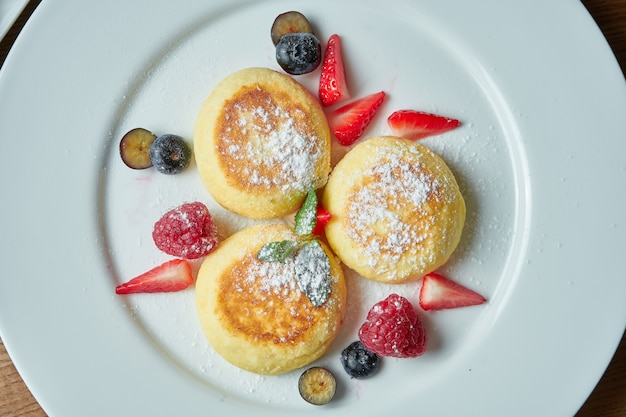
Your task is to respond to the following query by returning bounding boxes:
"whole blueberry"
[340,341,382,379]
[149,134,191,175]
[275,32,322,75]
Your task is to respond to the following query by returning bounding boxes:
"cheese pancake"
[195,223,346,375]
[194,67,331,219]
[322,136,466,283]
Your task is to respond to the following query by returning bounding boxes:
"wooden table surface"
[1,1,625,416]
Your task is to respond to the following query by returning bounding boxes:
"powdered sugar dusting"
[294,240,331,307]
[218,246,339,349]
[219,87,324,193]
[105,3,521,406]
[346,146,441,278]
[245,256,298,295]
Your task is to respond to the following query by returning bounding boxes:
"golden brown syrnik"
[194,67,331,219]
[195,224,346,375]
[323,136,466,283]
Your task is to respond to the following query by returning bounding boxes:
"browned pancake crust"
[215,87,320,191]
[194,68,331,219]
[195,223,346,375]
[218,256,329,345]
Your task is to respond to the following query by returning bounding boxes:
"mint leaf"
[257,240,299,263]
[294,188,317,236]
[294,240,331,307]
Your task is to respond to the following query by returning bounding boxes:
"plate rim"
[1,0,625,416]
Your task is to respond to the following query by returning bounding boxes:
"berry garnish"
[275,32,322,75]
[298,367,336,406]
[270,11,314,46]
[311,206,331,236]
[387,109,461,140]
[319,34,350,107]
[328,91,386,146]
[152,202,219,260]
[340,341,381,379]
[115,259,193,294]
[149,134,192,175]
[358,293,427,358]
[419,272,486,311]
[119,127,157,169]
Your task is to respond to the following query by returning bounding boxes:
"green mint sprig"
[257,240,299,263]
[293,187,318,236]
[257,188,331,307]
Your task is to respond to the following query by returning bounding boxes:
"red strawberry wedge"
[312,206,332,236]
[115,259,193,295]
[419,273,486,311]
[387,110,460,140]
[319,34,350,107]
[328,91,386,146]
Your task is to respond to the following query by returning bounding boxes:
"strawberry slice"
[387,110,460,140]
[319,34,350,107]
[419,272,486,311]
[328,91,386,146]
[312,206,332,236]
[115,259,193,294]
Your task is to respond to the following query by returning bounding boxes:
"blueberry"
[149,134,191,175]
[340,341,381,379]
[275,32,321,75]
[119,127,156,170]
[271,11,314,46]
[298,367,336,405]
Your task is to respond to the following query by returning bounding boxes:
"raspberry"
[358,293,427,358]
[152,202,218,259]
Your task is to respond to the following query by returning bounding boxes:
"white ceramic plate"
[0,0,28,40]
[1,0,625,416]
